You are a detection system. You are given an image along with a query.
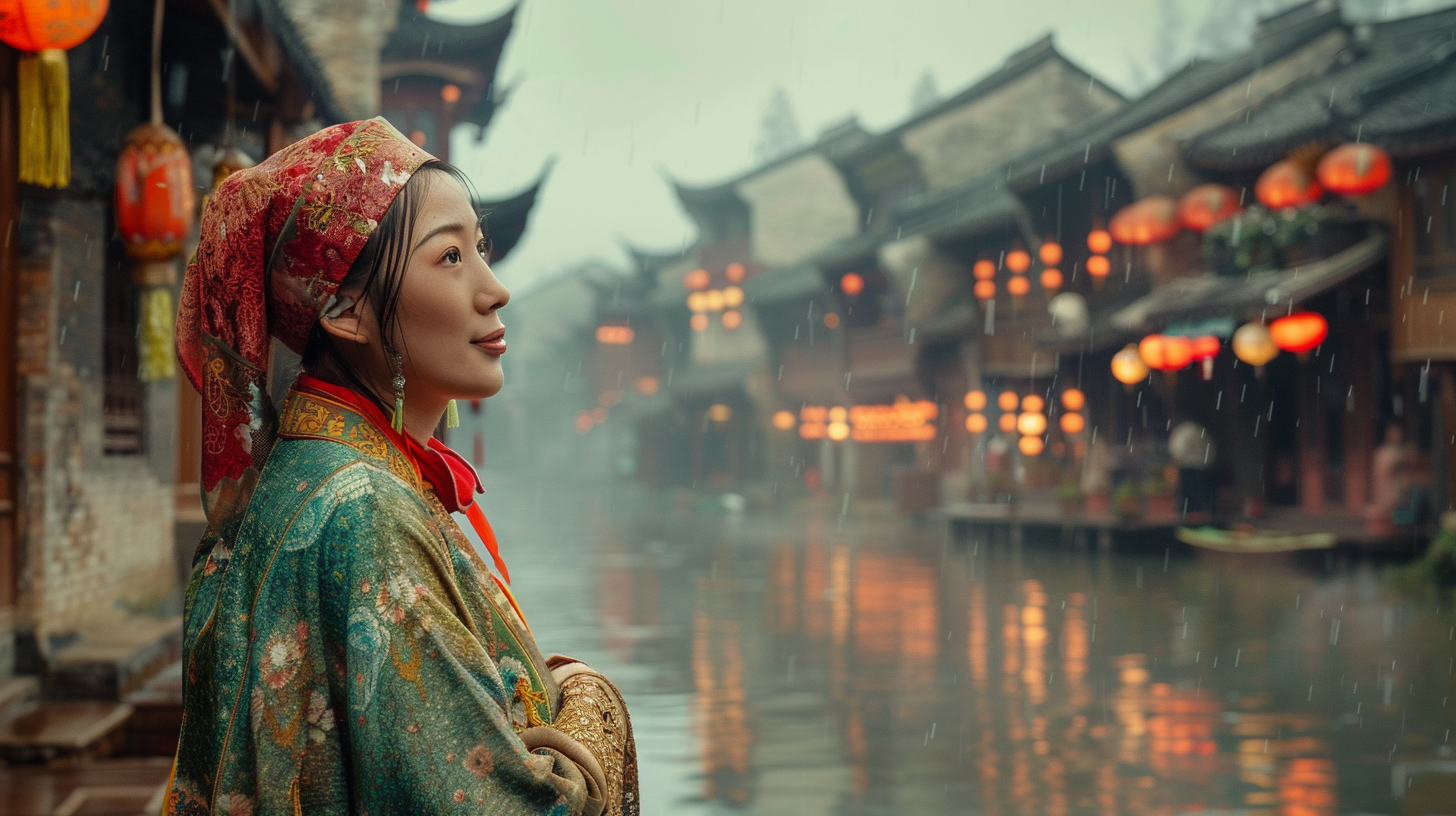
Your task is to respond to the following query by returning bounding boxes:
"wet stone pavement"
[471,476,1456,816]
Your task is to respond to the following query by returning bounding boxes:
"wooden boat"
[1175,525,1336,553]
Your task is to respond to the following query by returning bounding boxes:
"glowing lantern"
[705,290,725,312]
[1019,436,1045,456]
[686,292,708,312]
[1138,334,1193,372]
[117,124,196,262]
[684,268,710,290]
[1111,344,1150,386]
[840,272,865,296]
[1006,249,1031,274]
[997,391,1019,412]
[973,259,996,280]
[1061,388,1085,411]
[823,312,840,329]
[1255,160,1321,210]
[722,310,742,330]
[966,414,988,434]
[595,325,635,344]
[964,390,987,411]
[1039,241,1063,266]
[636,376,659,395]
[1189,335,1221,380]
[827,421,850,442]
[998,414,1019,433]
[1232,322,1279,367]
[1060,412,1085,435]
[1269,312,1328,357]
[1040,268,1063,292]
[707,404,732,422]
[725,262,746,282]
[974,280,996,300]
[1178,184,1240,232]
[1110,196,1180,245]
[723,286,744,308]
[1017,412,1048,437]
[1007,275,1030,297]
[1021,394,1045,413]
[1086,255,1111,281]
[772,410,797,431]
[1087,229,1113,254]
[1317,143,1391,197]
[690,313,709,332]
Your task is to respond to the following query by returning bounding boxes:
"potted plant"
[1057,480,1084,515]
[1113,482,1143,521]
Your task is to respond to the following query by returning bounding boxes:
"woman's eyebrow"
[412,222,473,252]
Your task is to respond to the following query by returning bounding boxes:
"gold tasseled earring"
[389,347,405,433]
[446,399,460,428]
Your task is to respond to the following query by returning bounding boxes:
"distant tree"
[910,71,940,115]
[753,88,803,165]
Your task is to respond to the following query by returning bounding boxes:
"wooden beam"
[201,0,279,94]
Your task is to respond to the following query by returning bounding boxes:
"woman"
[168,118,636,815]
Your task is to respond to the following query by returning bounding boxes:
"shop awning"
[1107,232,1386,333]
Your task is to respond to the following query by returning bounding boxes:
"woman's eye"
[443,248,462,264]
[477,239,491,259]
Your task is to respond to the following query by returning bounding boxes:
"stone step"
[121,659,182,757]
[45,616,181,702]
[0,701,134,764]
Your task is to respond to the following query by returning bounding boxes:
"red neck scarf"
[293,373,511,584]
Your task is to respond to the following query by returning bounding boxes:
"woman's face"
[389,174,511,404]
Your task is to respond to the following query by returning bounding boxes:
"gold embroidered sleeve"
[551,673,640,816]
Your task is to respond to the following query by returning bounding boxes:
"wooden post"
[1298,358,1326,514]
[1343,325,1375,512]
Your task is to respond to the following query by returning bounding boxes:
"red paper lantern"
[0,0,109,51]
[1038,240,1063,266]
[1087,229,1113,254]
[1138,334,1193,372]
[1269,312,1328,355]
[115,123,196,263]
[1188,335,1221,380]
[1255,160,1321,210]
[1006,249,1031,274]
[1317,143,1391,197]
[1110,196,1180,245]
[973,259,996,280]
[1178,184,1240,231]
[840,272,865,296]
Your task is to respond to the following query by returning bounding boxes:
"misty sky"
[435,0,1446,286]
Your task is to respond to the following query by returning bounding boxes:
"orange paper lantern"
[1061,388,1085,411]
[725,262,746,282]
[1038,241,1063,266]
[1255,160,1321,210]
[1232,322,1279,367]
[974,280,996,300]
[1019,436,1045,456]
[1017,412,1047,437]
[1178,184,1240,232]
[1059,412,1085,435]
[1269,312,1328,355]
[1110,196,1180,245]
[1087,229,1113,254]
[964,390,987,411]
[973,259,996,280]
[966,413,988,434]
[1086,255,1111,279]
[1021,394,1045,413]
[1006,249,1031,274]
[722,310,742,330]
[997,391,1020,412]
[684,268,710,290]
[1138,334,1193,372]
[840,271,865,296]
[1007,275,1030,297]
[116,123,196,263]
[1188,335,1221,380]
[1040,268,1063,292]
[1317,143,1391,197]
[0,0,108,51]
[998,413,1019,433]
[1111,344,1149,385]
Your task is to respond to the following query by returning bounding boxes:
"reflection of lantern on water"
[1278,757,1339,816]
[968,583,988,686]
[691,585,753,806]
[1021,580,1049,707]
[1062,593,1090,706]
[1114,654,1151,765]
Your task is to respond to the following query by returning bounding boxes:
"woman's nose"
[474,267,509,313]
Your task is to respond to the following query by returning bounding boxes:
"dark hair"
[301,160,487,413]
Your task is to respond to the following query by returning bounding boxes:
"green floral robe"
[167,386,581,815]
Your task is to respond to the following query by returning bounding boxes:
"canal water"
[474,475,1456,816]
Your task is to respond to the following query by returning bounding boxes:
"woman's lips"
[473,333,506,355]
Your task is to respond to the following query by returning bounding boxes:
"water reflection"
[495,483,1456,815]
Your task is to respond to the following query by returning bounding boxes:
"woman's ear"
[318,298,370,347]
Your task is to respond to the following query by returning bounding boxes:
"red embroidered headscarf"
[176,118,433,546]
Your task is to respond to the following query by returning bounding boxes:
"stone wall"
[14,198,175,642]
[282,0,402,119]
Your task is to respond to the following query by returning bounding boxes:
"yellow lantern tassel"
[137,287,176,382]
[446,399,460,428]
[18,50,70,188]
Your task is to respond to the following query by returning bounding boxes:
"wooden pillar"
[0,46,18,679]
[1298,359,1326,514]
[1343,325,1376,512]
